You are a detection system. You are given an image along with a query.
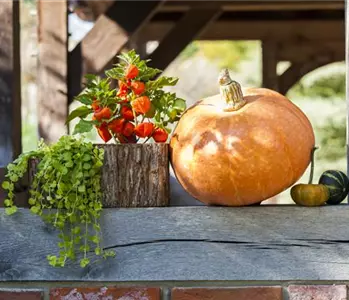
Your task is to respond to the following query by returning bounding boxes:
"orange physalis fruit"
[130,81,145,95]
[131,96,151,115]
[152,128,168,143]
[125,64,139,79]
[120,106,134,121]
[108,118,125,134]
[94,107,112,121]
[122,122,135,137]
[96,123,112,143]
[134,122,154,138]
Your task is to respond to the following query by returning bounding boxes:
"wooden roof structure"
[0,0,345,170]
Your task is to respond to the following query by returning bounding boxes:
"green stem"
[308,146,318,184]
[84,217,88,260]
[218,69,246,112]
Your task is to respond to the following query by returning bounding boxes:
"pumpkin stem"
[218,69,246,111]
[308,146,318,184]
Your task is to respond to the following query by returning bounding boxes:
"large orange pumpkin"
[169,69,315,206]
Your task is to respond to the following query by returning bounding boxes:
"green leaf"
[78,185,86,193]
[84,74,98,82]
[74,95,93,106]
[63,152,72,161]
[73,119,94,135]
[5,206,17,215]
[91,235,99,244]
[72,226,81,234]
[80,258,90,268]
[47,255,57,266]
[173,99,186,111]
[66,106,92,124]
[4,199,12,206]
[28,198,36,205]
[1,181,10,190]
[147,76,179,90]
[30,206,40,214]
[83,163,91,170]
[82,154,91,161]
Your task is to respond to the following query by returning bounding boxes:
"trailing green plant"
[1,135,115,268]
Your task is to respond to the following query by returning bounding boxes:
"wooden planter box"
[28,143,170,208]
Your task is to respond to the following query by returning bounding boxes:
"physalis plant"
[67,50,186,143]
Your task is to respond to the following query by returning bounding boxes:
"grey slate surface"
[1,206,349,281]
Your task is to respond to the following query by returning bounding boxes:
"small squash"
[291,147,329,206]
[291,184,329,206]
[318,170,349,205]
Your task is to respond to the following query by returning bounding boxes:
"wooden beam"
[262,41,279,91]
[0,1,21,167]
[37,0,68,142]
[143,20,344,41]
[2,206,349,280]
[68,1,162,102]
[279,40,345,62]
[278,54,340,95]
[160,1,344,12]
[148,9,221,70]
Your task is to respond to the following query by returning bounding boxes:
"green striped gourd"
[318,170,349,205]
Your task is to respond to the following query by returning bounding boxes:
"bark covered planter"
[98,143,169,207]
[28,143,170,208]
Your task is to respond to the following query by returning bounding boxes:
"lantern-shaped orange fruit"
[169,69,315,206]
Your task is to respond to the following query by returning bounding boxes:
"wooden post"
[148,9,221,71]
[28,144,170,208]
[0,1,21,167]
[262,40,279,91]
[37,0,68,142]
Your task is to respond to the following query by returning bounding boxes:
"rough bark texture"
[27,144,169,208]
[100,144,169,207]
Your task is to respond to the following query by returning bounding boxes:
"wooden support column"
[148,9,221,71]
[262,40,279,91]
[37,0,68,142]
[0,1,21,167]
[68,1,162,102]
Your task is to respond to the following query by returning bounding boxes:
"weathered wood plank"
[37,0,68,142]
[148,9,221,70]
[1,206,349,281]
[68,1,162,102]
[0,1,21,167]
